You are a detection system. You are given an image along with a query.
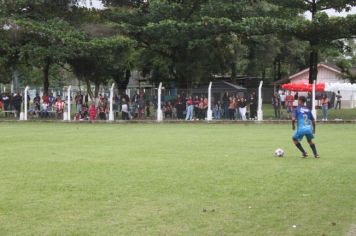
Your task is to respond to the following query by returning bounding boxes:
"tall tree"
[267,0,356,83]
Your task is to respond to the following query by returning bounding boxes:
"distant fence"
[1,83,355,121]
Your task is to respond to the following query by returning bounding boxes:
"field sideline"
[0,123,355,235]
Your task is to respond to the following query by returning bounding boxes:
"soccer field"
[0,123,355,235]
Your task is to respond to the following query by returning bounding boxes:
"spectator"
[33,93,41,112]
[185,96,194,121]
[238,95,247,120]
[89,102,97,122]
[81,104,88,120]
[222,92,229,119]
[137,95,145,120]
[198,97,205,120]
[0,96,3,112]
[235,95,241,120]
[285,91,294,119]
[12,92,23,118]
[280,91,286,109]
[176,94,184,119]
[75,92,83,113]
[42,93,49,104]
[335,91,342,109]
[228,96,236,120]
[249,91,257,120]
[163,102,173,119]
[55,96,64,119]
[40,102,49,118]
[272,92,281,119]
[320,94,329,121]
[213,100,222,120]
[146,100,150,118]
[48,92,55,108]
[306,92,312,109]
[193,96,200,119]
[121,98,130,120]
[2,93,10,117]
[98,101,107,120]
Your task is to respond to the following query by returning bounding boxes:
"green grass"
[0,123,355,235]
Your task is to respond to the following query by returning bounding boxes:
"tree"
[0,0,98,93]
[267,0,356,83]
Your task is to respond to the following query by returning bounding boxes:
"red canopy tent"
[282,83,325,92]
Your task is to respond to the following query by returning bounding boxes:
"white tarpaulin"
[325,83,356,108]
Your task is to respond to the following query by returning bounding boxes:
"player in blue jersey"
[292,96,320,158]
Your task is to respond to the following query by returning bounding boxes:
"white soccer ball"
[274,148,285,157]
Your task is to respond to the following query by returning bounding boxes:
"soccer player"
[292,96,320,158]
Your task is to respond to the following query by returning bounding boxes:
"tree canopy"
[1,0,356,92]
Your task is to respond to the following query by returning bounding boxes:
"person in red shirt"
[89,102,97,122]
[55,97,65,119]
[42,93,49,104]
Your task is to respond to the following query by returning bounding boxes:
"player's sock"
[295,143,306,155]
[310,144,318,157]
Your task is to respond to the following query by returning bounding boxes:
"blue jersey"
[292,106,314,131]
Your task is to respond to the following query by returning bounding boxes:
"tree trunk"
[309,0,319,84]
[277,59,282,81]
[85,78,94,100]
[94,82,100,98]
[114,69,131,94]
[308,47,319,84]
[43,60,51,95]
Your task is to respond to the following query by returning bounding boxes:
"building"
[289,63,345,84]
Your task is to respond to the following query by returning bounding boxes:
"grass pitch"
[0,123,355,235]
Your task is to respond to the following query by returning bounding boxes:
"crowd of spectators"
[162,91,258,121]
[0,92,24,118]
[272,90,335,120]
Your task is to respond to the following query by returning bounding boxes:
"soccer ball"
[274,148,285,157]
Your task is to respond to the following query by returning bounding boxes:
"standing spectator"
[48,92,55,109]
[55,96,64,119]
[137,95,145,119]
[33,93,41,112]
[2,93,10,117]
[203,98,208,120]
[235,95,240,120]
[163,102,173,119]
[280,91,286,109]
[12,92,23,118]
[0,95,3,112]
[249,91,257,120]
[228,96,236,120]
[89,102,97,122]
[272,92,281,119]
[40,102,49,118]
[146,100,151,118]
[306,92,312,109]
[213,100,222,120]
[75,92,83,113]
[193,95,200,119]
[98,100,107,120]
[176,94,184,119]
[285,91,294,119]
[42,93,49,104]
[238,95,247,120]
[185,96,194,121]
[335,91,342,109]
[121,98,130,120]
[320,94,329,121]
[222,92,229,119]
